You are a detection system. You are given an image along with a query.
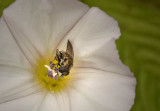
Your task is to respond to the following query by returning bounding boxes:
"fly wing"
[66,40,74,57]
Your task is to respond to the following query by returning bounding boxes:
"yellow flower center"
[33,57,71,93]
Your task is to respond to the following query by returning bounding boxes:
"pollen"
[33,40,74,93]
[33,57,72,93]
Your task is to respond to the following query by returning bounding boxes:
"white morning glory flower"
[0,0,136,111]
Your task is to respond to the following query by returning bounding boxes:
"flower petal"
[55,91,71,111]
[0,80,41,104]
[57,7,131,76]
[0,17,41,102]
[57,7,120,52]
[39,91,70,111]
[0,66,32,93]
[2,0,89,64]
[69,69,136,111]
[0,91,45,111]
[0,17,30,69]
[37,93,60,111]
[73,39,132,76]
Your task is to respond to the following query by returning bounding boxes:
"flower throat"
[35,40,74,93]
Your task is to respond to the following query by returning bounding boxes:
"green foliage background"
[0,0,160,111]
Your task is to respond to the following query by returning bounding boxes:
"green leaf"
[0,0,15,17]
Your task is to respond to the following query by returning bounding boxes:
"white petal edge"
[2,0,89,65]
[69,69,136,111]
[55,7,136,111]
[57,7,132,76]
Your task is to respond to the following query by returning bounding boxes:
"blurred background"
[0,0,160,111]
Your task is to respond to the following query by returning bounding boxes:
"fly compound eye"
[59,66,67,73]
[59,66,70,76]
